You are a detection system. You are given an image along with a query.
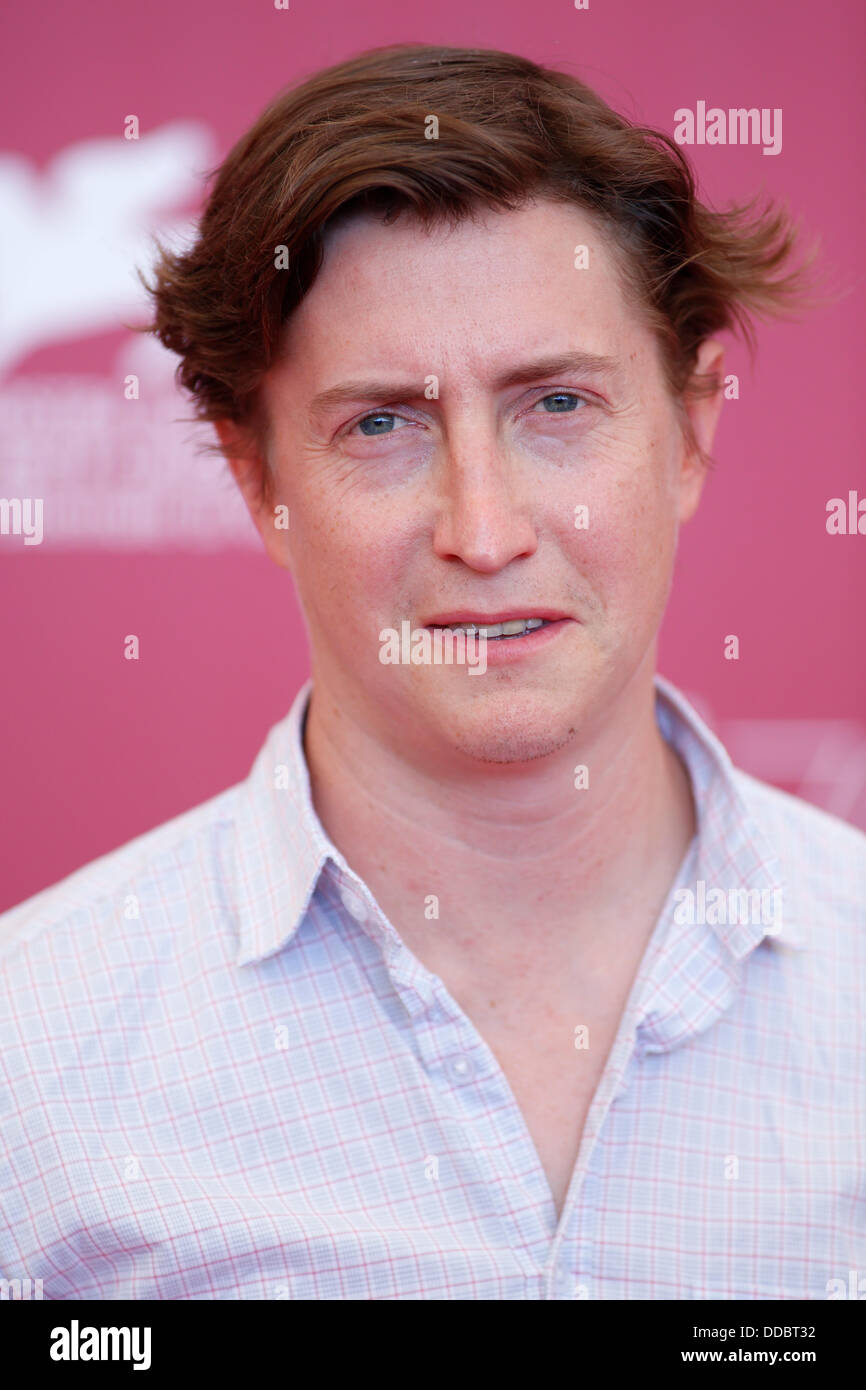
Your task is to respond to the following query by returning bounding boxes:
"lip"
[461,617,573,665]
[423,608,571,627]
[420,615,575,667]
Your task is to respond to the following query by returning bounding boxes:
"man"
[1,44,863,1301]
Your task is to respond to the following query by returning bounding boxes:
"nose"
[431,427,538,572]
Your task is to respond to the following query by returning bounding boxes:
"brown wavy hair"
[135,42,826,497]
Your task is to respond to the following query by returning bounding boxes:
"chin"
[429,683,582,766]
[452,729,577,765]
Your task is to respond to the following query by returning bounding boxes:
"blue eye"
[357,412,401,436]
[537,392,585,413]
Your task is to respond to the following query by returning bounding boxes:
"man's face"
[237,199,720,766]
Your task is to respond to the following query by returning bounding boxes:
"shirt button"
[446,1054,475,1083]
[339,887,368,922]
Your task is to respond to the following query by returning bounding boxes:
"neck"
[302,661,697,980]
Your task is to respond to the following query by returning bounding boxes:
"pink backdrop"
[1,0,864,912]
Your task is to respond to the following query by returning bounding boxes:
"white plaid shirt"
[1,676,864,1300]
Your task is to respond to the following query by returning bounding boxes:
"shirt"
[1,675,864,1301]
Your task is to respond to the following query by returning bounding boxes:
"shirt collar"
[232,675,806,967]
[654,675,805,956]
[232,678,331,966]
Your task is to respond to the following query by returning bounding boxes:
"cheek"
[561,460,679,603]
[291,487,418,626]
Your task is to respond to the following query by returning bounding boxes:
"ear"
[677,338,726,524]
[214,419,291,570]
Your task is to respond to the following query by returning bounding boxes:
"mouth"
[423,610,570,642]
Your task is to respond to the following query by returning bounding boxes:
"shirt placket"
[335,872,569,1293]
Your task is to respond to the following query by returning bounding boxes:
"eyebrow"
[308,350,624,421]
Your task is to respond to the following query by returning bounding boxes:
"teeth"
[437,617,547,639]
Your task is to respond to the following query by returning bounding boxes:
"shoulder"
[0,781,250,1277]
[0,783,244,971]
[732,766,866,921]
[734,765,866,866]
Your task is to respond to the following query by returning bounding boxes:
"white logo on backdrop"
[0,122,254,547]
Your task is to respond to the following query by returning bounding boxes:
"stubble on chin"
[426,693,582,767]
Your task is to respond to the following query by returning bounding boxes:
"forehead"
[274,198,657,391]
